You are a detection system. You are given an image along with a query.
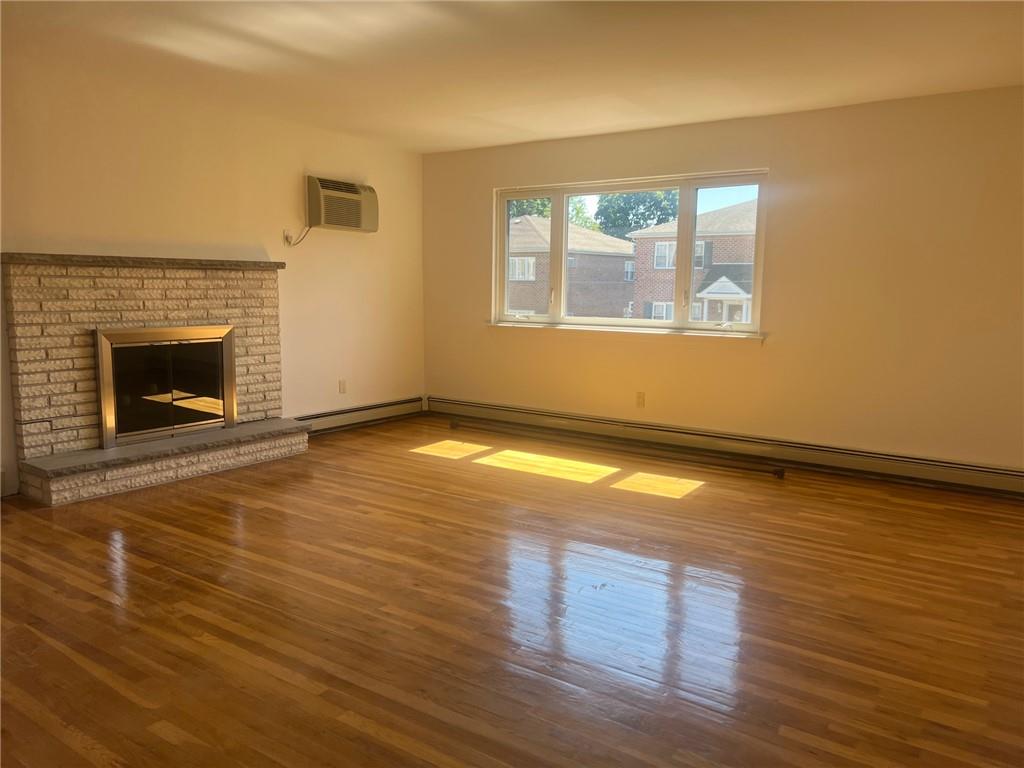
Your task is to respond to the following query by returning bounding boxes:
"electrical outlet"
[338,378,347,394]
[636,391,645,408]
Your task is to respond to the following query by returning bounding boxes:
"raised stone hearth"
[19,418,309,506]
[2,252,308,505]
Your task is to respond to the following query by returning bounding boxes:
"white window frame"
[494,171,766,333]
[653,242,677,269]
[508,255,536,282]
[651,301,674,321]
[624,260,636,282]
[693,240,705,269]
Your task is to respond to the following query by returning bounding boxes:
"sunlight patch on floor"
[473,449,619,484]
[611,472,704,498]
[410,440,492,459]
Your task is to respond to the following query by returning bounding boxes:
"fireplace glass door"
[111,340,225,439]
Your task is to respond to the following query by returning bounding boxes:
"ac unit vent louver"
[317,178,361,195]
[306,175,378,233]
[323,196,361,229]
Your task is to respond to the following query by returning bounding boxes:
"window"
[651,302,674,321]
[508,256,536,281]
[495,174,763,332]
[564,189,673,319]
[690,183,759,328]
[504,197,551,317]
[654,242,676,269]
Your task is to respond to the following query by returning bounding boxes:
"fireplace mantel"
[1,252,285,271]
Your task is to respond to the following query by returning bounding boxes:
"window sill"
[488,321,765,340]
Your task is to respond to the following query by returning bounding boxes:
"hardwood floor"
[2,414,1022,767]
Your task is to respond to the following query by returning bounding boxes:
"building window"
[508,256,536,282]
[496,175,762,332]
[654,242,677,269]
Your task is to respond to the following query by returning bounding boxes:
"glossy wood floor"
[3,415,1022,768]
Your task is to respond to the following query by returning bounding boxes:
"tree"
[507,198,551,218]
[507,197,598,230]
[568,198,599,231]
[595,190,678,239]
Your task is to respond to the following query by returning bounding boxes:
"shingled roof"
[695,263,753,297]
[509,215,633,256]
[627,198,757,238]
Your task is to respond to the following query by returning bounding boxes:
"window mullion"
[674,183,695,328]
[548,192,566,321]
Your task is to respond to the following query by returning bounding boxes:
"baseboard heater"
[426,397,1023,495]
[295,397,424,434]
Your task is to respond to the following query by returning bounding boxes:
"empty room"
[1,2,1022,766]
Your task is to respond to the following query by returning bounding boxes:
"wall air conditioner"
[306,175,378,233]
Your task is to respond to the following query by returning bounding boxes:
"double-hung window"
[508,256,536,281]
[496,173,764,332]
[651,302,674,321]
[693,241,706,269]
[653,242,676,269]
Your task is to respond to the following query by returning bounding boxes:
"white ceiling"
[5,2,1022,152]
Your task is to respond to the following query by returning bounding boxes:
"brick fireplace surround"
[2,253,308,505]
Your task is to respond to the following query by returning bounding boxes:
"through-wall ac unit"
[306,175,378,233]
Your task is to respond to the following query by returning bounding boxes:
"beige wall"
[423,88,1023,469]
[1,17,425,490]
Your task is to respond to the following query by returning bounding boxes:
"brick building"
[507,215,633,317]
[627,198,756,322]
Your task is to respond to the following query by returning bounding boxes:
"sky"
[579,183,758,217]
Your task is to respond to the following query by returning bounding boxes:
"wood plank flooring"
[2,414,1022,767]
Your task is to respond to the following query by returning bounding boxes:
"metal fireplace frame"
[95,325,237,448]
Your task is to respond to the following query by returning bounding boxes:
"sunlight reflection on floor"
[410,440,492,459]
[611,472,704,498]
[473,449,620,484]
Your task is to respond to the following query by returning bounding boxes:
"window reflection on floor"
[679,565,741,711]
[506,535,741,712]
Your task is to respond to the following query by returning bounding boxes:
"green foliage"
[507,197,598,231]
[595,190,679,239]
[507,198,551,218]
[568,198,599,231]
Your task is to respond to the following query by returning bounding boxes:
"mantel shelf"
[1,252,286,271]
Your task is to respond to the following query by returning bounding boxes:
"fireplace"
[96,325,237,448]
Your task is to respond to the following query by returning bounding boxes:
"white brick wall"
[2,256,286,489]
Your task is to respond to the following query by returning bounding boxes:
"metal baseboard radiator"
[426,397,1023,495]
[295,398,424,434]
